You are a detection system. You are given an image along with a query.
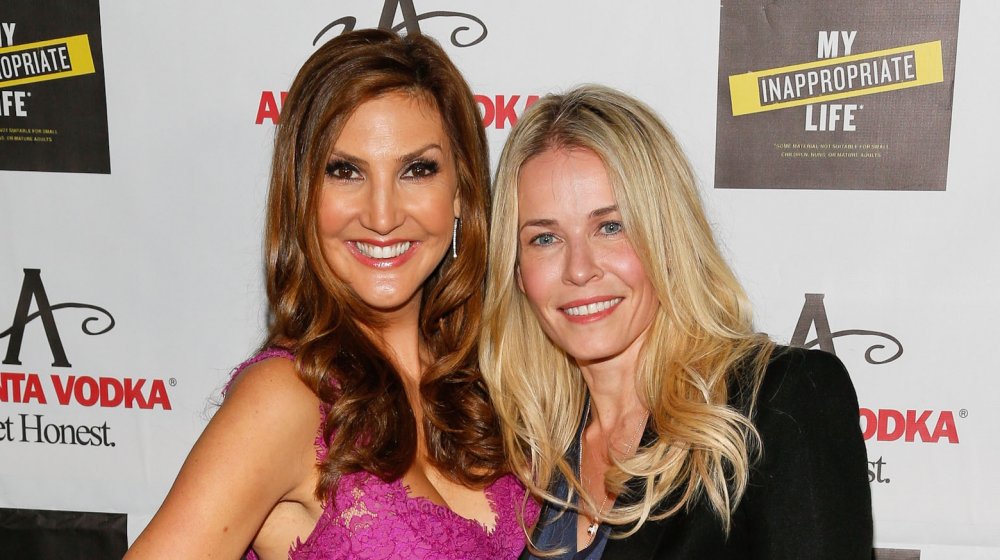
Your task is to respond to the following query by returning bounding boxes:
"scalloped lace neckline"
[393,475,500,535]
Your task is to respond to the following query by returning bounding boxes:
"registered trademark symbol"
[169,378,177,387]
[959,409,968,418]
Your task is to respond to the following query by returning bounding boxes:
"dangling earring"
[451,217,460,259]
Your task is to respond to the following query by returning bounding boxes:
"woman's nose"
[360,176,404,235]
[562,239,602,286]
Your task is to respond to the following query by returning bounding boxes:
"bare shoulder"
[126,356,323,559]
[225,355,321,429]
[213,355,323,473]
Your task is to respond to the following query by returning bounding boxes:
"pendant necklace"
[578,398,649,542]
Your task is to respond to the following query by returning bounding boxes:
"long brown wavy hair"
[262,29,501,498]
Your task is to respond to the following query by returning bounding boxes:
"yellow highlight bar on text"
[729,41,944,116]
[0,34,96,88]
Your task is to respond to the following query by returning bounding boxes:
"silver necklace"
[578,398,649,542]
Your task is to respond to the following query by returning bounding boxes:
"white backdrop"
[0,2,997,558]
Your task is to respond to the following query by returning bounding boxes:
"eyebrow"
[328,143,444,166]
[519,205,620,231]
[328,151,364,166]
[398,143,443,163]
[590,205,619,218]
[519,218,557,231]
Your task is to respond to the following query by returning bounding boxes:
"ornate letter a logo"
[1,269,115,367]
[314,0,487,47]
[790,293,902,364]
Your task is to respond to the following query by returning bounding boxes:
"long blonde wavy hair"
[480,85,774,538]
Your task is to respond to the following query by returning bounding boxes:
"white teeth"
[563,298,622,316]
[354,241,411,259]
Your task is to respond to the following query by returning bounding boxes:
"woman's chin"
[355,288,423,316]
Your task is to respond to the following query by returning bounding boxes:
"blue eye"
[599,221,623,235]
[530,233,557,246]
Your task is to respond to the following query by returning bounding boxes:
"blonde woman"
[481,85,872,559]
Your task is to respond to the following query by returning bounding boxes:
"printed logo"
[790,293,902,364]
[1,269,173,448]
[1,269,114,368]
[255,1,490,126]
[0,0,110,173]
[255,91,287,125]
[868,455,890,484]
[476,95,539,130]
[256,91,539,128]
[313,0,487,48]
[729,39,942,117]
[859,408,959,444]
[0,34,96,88]
[790,293,961,452]
[715,0,960,190]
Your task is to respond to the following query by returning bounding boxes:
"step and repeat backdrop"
[1,1,996,558]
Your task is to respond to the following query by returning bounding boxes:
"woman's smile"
[347,239,420,268]
[559,296,624,322]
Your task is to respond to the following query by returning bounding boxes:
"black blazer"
[526,347,873,559]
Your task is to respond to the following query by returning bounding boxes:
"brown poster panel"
[715,0,960,190]
[0,0,110,174]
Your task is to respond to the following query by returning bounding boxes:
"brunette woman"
[127,29,536,560]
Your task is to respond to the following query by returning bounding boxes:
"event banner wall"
[0,1,996,558]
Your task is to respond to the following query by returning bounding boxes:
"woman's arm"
[125,357,322,559]
[747,347,873,559]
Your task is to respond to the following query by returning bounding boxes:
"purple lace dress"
[232,349,538,560]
